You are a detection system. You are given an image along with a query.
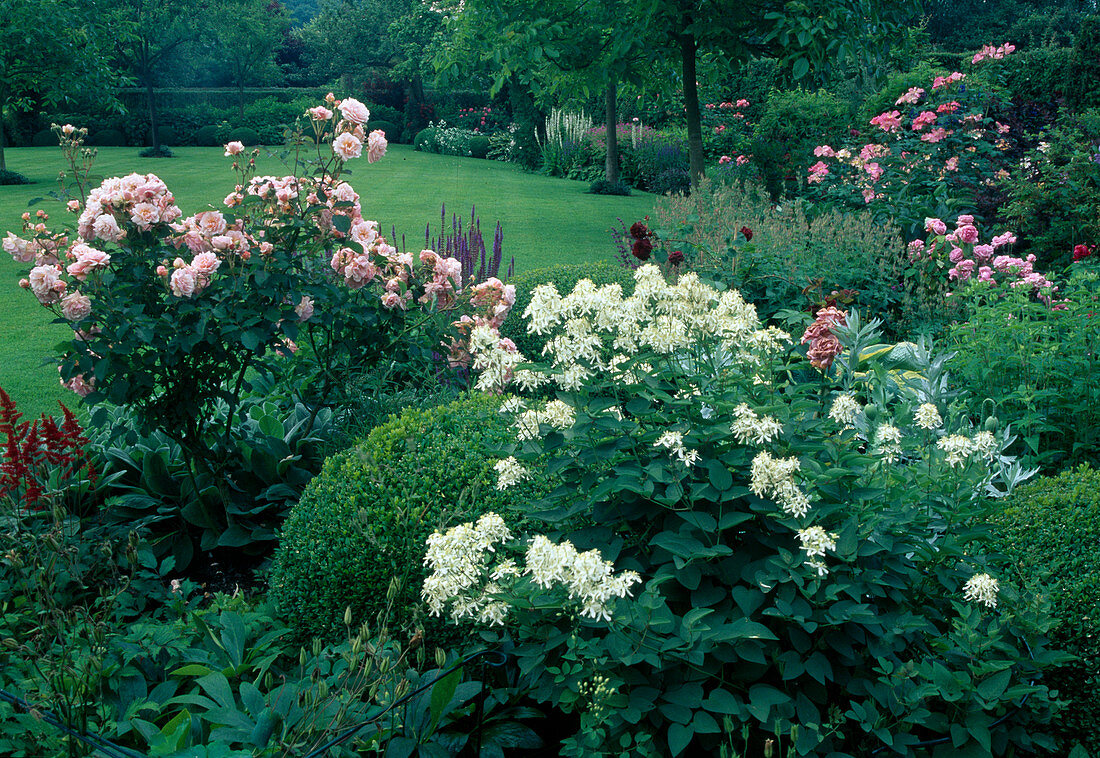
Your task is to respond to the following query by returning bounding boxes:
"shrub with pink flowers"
[805,48,1016,236]
[6,104,513,554]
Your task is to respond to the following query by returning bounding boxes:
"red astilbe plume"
[0,386,96,509]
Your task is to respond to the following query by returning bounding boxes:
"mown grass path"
[0,145,653,417]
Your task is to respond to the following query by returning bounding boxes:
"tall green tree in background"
[212,0,292,119]
[436,0,656,183]
[0,0,117,171]
[109,0,206,153]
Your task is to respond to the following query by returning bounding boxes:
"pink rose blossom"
[925,218,947,236]
[308,106,333,121]
[380,291,404,310]
[337,97,370,125]
[28,265,63,304]
[973,244,994,262]
[911,111,937,131]
[718,155,731,165]
[191,252,220,275]
[3,233,33,263]
[130,202,160,230]
[61,373,94,397]
[813,145,835,158]
[196,211,227,237]
[332,132,362,161]
[170,266,197,298]
[67,200,81,212]
[735,155,748,166]
[991,232,1016,248]
[295,296,315,321]
[60,291,92,321]
[92,214,124,243]
[957,224,979,244]
[366,130,387,163]
[921,128,949,143]
[735,98,749,108]
[870,111,902,132]
[224,141,245,157]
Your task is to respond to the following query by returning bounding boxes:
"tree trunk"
[0,109,7,173]
[679,31,705,187]
[604,77,620,183]
[146,75,161,151]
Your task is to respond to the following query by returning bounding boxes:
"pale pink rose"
[925,218,947,236]
[813,145,835,158]
[957,224,979,244]
[367,130,387,163]
[718,155,731,165]
[130,202,160,230]
[156,265,168,277]
[61,373,94,397]
[308,106,333,121]
[92,214,124,243]
[295,295,314,321]
[66,246,111,281]
[210,235,233,251]
[61,124,75,136]
[380,291,404,310]
[332,133,362,161]
[956,215,975,225]
[61,291,92,321]
[67,200,81,212]
[18,278,29,289]
[224,141,245,157]
[862,188,876,204]
[195,211,227,237]
[224,192,243,207]
[973,244,994,262]
[949,247,965,263]
[3,233,33,263]
[28,265,62,303]
[735,155,749,166]
[191,252,220,275]
[170,266,197,298]
[945,156,959,171]
[991,232,1016,248]
[338,97,370,125]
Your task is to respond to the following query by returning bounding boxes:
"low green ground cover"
[0,145,653,417]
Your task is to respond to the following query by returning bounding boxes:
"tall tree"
[109,0,205,153]
[0,0,117,171]
[212,0,292,118]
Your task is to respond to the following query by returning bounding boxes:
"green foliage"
[0,169,31,185]
[138,145,174,158]
[413,126,440,152]
[652,178,908,329]
[990,465,1100,756]
[369,120,401,143]
[193,123,232,146]
[270,393,552,641]
[156,126,183,146]
[89,128,128,147]
[227,126,261,146]
[468,134,492,159]
[588,178,632,196]
[856,62,945,127]
[947,266,1100,470]
[1000,47,1075,105]
[473,277,1061,756]
[498,260,636,362]
[751,88,850,197]
[31,128,58,147]
[1067,15,1100,111]
[1000,114,1100,269]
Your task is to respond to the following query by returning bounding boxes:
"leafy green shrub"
[588,178,632,195]
[414,126,440,152]
[138,146,173,158]
[0,169,31,185]
[460,272,1063,756]
[193,123,229,146]
[367,102,403,125]
[648,167,690,196]
[947,266,1100,470]
[498,261,636,361]
[89,128,127,147]
[31,128,56,147]
[468,134,491,159]
[368,119,400,142]
[1000,115,1100,269]
[157,126,182,146]
[1000,47,1075,104]
[857,63,946,127]
[990,465,1100,756]
[270,393,552,641]
[1067,15,1100,111]
[751,88,850,197]
[227,126,261,146]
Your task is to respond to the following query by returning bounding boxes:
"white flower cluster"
[730,403,784,445]
[470,324,525,393]
[525,535,642,621]
[494,456,530,490]
[750,451,810,517]
[913,403,942,430]
[828,394,861,428]
[873,424,904,463]
[654,430,701,466]
[514,399,576,441]
[422,513,513,626]
[506,265,788,395]
[936,431,1000,468]
[422,515,641,626]
[797,526,838,576]
[962,573,999,608]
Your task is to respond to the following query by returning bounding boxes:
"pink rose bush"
[6,107,507,442]
[804,45,1017,236]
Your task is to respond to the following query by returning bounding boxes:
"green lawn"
[0,145,654,418]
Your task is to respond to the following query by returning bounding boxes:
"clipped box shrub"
[227,126,260,146]
[89,128,127,147]
[31,128,57,147]
[157,127,182,147]
[368,119,400,142]
[989,465,1100,756]
[468,134,491,159]
[193,124,227,146]
[751,88,850,197]
[269,393,552,641]
[499,260,636,361]
[413,126,440,152]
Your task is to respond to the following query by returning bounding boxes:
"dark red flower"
[740,226,753,241]
[629,221,649,240]
[1073,244,1092,262]
[668,249,684,266]
[632,238,653,260]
